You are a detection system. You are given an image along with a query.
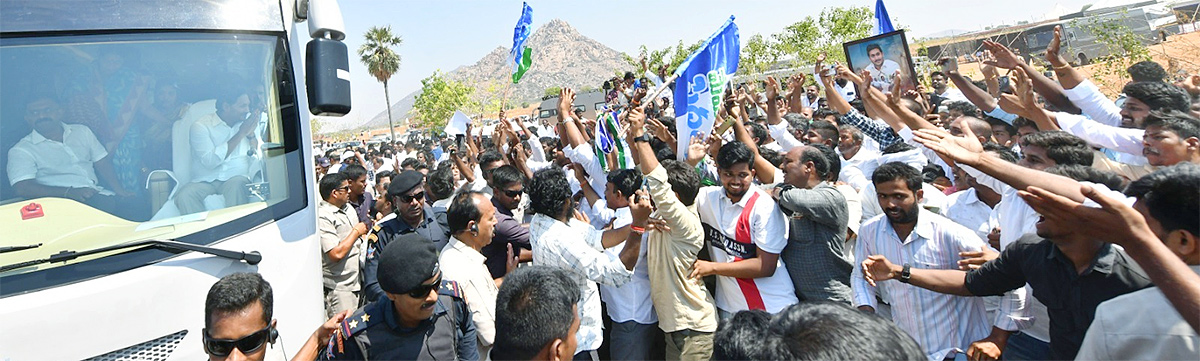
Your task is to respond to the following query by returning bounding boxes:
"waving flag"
[510,2,534,83]
[872,0,895,35]
[673,16,739,161]
[593,109,628,172]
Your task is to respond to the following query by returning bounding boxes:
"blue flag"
[511,2,534,83]
[672,16,739,161]
[873,0,895,35]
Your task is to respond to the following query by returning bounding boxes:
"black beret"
[377,233,440,294]
[387,170,424,198]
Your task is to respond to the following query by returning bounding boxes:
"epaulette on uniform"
[439,279,464,299]
[342,302,381,338]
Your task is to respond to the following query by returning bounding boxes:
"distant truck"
[1027,7,1170,65]
[537,89,607,122]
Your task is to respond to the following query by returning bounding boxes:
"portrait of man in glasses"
[361,170,451,304]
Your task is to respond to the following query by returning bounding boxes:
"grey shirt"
[318,200,361,291]
[775,182,853,303]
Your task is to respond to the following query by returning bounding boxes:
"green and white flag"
[510,3,533,84]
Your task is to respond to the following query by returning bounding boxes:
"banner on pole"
[673,16,740,161]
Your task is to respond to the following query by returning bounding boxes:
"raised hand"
[765,76,780,101]
[980,52,1000,80]
[686,134,708,166]
[629,189,653,225]
[558,87,576,116]
[937,56,959,73]
[912,126,984,166]
[1017,184,1154,248]
[625,106,647,141]
[1046,25,1068,67]
[981,40,1024,70]
[861,255,899,287]
[505,243,519,274]
[1176,74,1200,98]
[647,117,672,143]
[835,65,865,85]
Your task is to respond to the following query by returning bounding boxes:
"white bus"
[0,0,351,359]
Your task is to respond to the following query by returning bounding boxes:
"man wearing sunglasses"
[361,170,451,304]
[322,234,479,361]
[484,165,533,279]
[203,272,281,361]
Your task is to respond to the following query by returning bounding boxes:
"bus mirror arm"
[0,239,261,272]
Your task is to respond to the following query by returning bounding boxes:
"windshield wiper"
[0,239,261,272]
[0,243,42,254]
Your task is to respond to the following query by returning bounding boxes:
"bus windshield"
[0,32,305,277]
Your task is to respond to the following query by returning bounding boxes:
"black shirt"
[963,234,1152,360]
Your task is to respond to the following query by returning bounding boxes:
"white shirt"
[599,231,657,324]
[766,122,802,152]
[865,59,902,91]
[1076,265,1200,360]
[851,209,992,360]
[7,124,109,192]
[838,161,871,194]
[934,87,968,103]
[695,185,797,313]
[529,214,632,352]
[860,181,949,221]
[1054,112,1143,158]
[189,113,255,182]
[439,237,499,354]
[1061,79,1123,127]
[940,188,995,240]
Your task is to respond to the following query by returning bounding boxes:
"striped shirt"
[851,209,991,360]
[838,109,901,149]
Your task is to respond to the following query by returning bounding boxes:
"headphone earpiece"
[269,325,279,344]
[470,223,479,234]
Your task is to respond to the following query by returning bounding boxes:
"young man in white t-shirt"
[690,141,796,319]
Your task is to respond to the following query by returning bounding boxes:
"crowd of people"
[202,27,1200,361]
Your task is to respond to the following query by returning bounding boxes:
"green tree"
[741,34,782,80]
[310,116,323,135]
[410,70,474,131]
[773,6,873,65]
[1071,11,1154,91]
[543,86,563,98]
[357,26,403,142]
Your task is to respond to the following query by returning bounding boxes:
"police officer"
[322,233,478,360]
[362,170,450,303]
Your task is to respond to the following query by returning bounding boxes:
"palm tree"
[358,26,403,143]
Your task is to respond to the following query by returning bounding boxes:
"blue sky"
[327,0,1102,124]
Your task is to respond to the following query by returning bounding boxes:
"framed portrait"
[843,30,918,95]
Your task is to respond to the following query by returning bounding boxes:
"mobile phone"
[822,65,837,77]
[714,117,735,136]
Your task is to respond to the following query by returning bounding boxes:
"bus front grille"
[84,330,188,361]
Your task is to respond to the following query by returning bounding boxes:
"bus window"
[539,109,557,118]
[595,102,607,110]
[0,32,305,276]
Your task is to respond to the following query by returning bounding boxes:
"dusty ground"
[954,30,1200,97]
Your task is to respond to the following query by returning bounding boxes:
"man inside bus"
[177,88,257,215]
[7,95,136,218]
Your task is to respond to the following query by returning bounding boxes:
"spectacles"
[399,191,425,204]
[202,325,271,357]
[404,273,442,298]
[502,188,524,198]
[335,185,351,193]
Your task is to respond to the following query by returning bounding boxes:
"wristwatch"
[898,263,912,283]
[632,134,653,143]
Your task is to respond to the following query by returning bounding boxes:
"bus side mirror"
[306,37,351,116]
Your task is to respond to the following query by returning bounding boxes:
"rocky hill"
[356,18,628,131]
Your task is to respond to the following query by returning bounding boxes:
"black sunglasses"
[203,325,271,357]
[502,188,524,198]
[398,191,425,204]
[405,273,442,298]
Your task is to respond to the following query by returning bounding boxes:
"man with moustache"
[321,234,479,360]
[850,162,993,361]
[8,95,136,218]
[362,170,451,303]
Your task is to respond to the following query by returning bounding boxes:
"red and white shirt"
[696,185,796,313]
